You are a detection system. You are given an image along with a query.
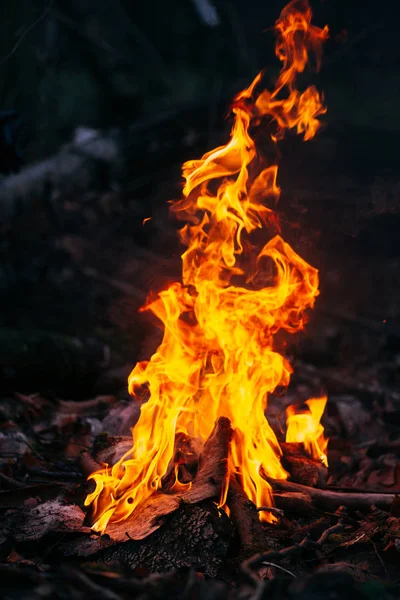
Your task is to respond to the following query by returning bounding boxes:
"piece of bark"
[281,442,327,488]
[100,401,141,436]
[11,498,90,543]
[100,416,232,541]
[94,436,133,467]
[227,476,267,552]
[270,479,397,512]
[101,502,233,577]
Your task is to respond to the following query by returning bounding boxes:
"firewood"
[184,416,232,502]
[227,476,267,552]
[280,442,327,488]
[272,491,316,516]
[103,417,232,541]
[269,479,397,512]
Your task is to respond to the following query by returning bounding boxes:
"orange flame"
[85,0,329,533]
[286,396,329,466]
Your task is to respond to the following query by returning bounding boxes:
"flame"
[286,396,329,466]
[85,0,329,533]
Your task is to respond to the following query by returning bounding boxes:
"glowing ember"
[286,396,329,466]
[85,0,329,533]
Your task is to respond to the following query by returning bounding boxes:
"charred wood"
[227,476,267,553]
[280,442,327,488]
[99,502,233,578]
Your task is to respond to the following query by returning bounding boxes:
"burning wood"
[85,0,329,534]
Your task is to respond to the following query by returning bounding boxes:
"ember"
[85,0,329,534]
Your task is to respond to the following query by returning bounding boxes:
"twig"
[0,2,53,66]
[257,505,285,518]
[242,520,344,585]
[370,539,389,578]
[262,562,296,578]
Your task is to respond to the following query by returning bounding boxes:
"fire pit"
[1,1,400,598]
[84,0,329,541]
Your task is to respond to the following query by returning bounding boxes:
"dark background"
[0,0,399,396]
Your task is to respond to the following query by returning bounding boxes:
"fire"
[286,396,329,466]
[85,0,329,533]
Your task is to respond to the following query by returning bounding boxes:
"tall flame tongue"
[85,0,329,533]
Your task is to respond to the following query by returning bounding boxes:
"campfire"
[85,0,330,538]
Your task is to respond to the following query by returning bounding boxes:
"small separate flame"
[85,0,329,533]
[286,396,329,466]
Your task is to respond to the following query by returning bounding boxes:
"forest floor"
[1,121,400,599]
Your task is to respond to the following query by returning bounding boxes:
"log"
[273,491,315,517]
[280,442,327,488]
[0,98,230,227]
[0,129,119,225]
[227,476,267,552]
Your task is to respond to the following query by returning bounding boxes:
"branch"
[0,2,53,66]
[269,479,397,512]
